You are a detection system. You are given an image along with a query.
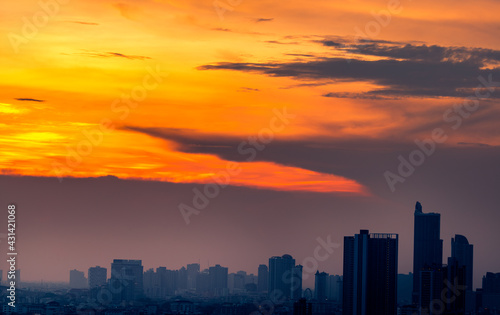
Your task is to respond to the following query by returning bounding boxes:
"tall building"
[397,273,413,306]
[418,264,446,314]
[326,275,342,302]
[187,263,200,290]
[178,266,188,291]
[446,257,467,314]
[88,266,107,289]
[315,271,328,301]
[258,264,269,293]
[269,254,296,300]
[208,264,228,296]
[482,272,500,310]
[293,298,313,315]
[451,234,473,291]
[291,265,303,300]
[110,259,144,301]
[343,230,398,315]
[69,269,87,288]
[413,202,443,304]
[196,269,210,295]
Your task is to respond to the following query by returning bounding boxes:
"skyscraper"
[482,272,500,309]
[69,269,87,289]
[343,230,398,315]
[451,234,473,291]
[327,275,342,302]
[269,254,296,300]
[418,264,446,314]
[208,264,228,296]
[315,271,328,301]
[110,259,144,301]
[187,263,200,290]
[413,202,443,304]
[88,266,107,289]
[258,264,269,293]
[291,265,303,300]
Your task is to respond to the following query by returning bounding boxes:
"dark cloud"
[255,18,274,22]
[198,55,500,98]
[238,87,260,92]
[285,53,316,58]
[322,40,343,47]
[322,92,399,100]
[265,40,300,45]
[121,126,500,206]
[15,98,45,102]
[212,27,232,32]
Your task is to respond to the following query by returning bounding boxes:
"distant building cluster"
[1,201,499,315]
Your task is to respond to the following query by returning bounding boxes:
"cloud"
[457,142,495,147]
[322,92,400,100]
[73,51,151,60]
[15,98,45,102]
[238,87,260,92]
[255,18,274,22]
[197,47,500,98]
[66,21,99,26]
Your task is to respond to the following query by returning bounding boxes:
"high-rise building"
[397,273,413,306]
[482,272,500,310]
[258,264,269,293]
[196,269,210,295]
[209,264,228,296]
[88,266,107,289]
[187,263,200,290]
[69,269,87,288]
[446,257,467,314]
[451,234,473,292]
[343,230,398,315]
[413,202,443,304]
[315,271,328,301]
[291,265,303,300]
[293,298,313,315]
[110,259,144,301]
[178,266,188,291]
[418,264,446,314]
[269,254,296,300]
[326,275,342,302]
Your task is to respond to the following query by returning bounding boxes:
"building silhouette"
[208,264,228,296]
[481,272,500,310]
[269,254,296,300]
[293,298,313,315]
[446,257,467,314]
[88,266,107,289]
[258,264,269,293]
[315,271,328,301]
[343,229,398,315]
[187,263,200,290]
[69,269,87,289]
[451,234,473,292]
[413,201,443,304]
[291,265,303,300]
[110,259,144,301]
[326,275,342,302]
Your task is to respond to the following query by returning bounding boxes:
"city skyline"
[0,189,496,288]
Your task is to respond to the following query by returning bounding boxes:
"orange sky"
[2,0,500,194]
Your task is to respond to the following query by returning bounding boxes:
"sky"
[0,0,499,289]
